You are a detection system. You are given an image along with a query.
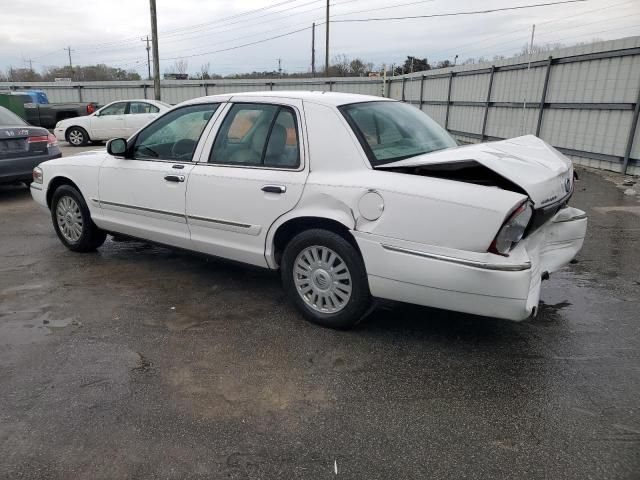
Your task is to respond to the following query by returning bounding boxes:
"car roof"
[181,91,395,107]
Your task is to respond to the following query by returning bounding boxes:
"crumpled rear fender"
[264,190,357,269]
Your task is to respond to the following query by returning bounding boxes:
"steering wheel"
[170,139,197,160]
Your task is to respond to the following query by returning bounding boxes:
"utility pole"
[311,22,316,77]
[522,23,536,134]
[141,35,152,80]
[149,0,161,100]
[278,58,282,76]
[325,0,330,77]
[65,46,73,78]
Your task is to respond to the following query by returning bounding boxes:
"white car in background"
[54,99,170,146]
[32,91,587,330]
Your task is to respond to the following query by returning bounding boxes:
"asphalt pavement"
[0,155,639,479]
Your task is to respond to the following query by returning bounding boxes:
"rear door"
[125,101,161,137]
[186,97,308,267]
[91,101,127,140]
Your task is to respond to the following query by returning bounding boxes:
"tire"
[51,184,106,252]
[66,126,89,146]
[281,229,372,330]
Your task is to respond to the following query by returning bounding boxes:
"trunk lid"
[378,135,573,208]
[0,125,50,160]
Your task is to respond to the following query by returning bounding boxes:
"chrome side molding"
[381,244,532,272]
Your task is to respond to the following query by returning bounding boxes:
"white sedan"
[54,99,170,146]
[32,91,587,329]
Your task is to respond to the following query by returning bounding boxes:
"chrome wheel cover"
[56,196,83,243]
[68,130,83,145]
[293,245,352,313]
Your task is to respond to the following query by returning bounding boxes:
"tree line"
[2,41,592,83]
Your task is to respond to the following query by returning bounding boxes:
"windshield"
[340,101,457,166]
[0,107,27,126]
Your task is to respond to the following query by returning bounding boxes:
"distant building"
[163,73,188,80]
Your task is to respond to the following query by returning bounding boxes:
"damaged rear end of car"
[339,99,587,321]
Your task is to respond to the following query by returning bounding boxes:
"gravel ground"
[0,160,639,479]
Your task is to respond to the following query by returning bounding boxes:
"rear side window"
[209,103,300,169]
[129,102,159,114]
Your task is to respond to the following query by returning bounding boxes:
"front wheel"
[66,127,89,146]
[51,185,106,252]
[281,229,372,330]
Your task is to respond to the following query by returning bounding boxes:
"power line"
[442,10,639,60]
[152,0,359,49]
[159,0,305,36]
[71,0,310,52]
[331,0,436,18]
[161,25,315,61]
[432,0,634,58]
[331,0,588,23]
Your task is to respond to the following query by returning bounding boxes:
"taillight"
[489,202,533,256]
[47,133,58,147]
[28,135,49,143]
[87,104,95,114]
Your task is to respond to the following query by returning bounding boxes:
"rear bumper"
[0,151,62,184]
[354,206,587,321]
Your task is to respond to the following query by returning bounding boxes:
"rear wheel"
[51,185,106,252]
[281,229,372,330]
[66,127,89,146]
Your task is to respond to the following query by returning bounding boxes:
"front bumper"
[0,150,62,184]
[354,206,587,321]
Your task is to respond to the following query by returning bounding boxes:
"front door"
[91,101,128,140]
[186,99,308,267]
[97,103,220,249]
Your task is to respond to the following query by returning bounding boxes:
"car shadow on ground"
[0,183,31,201]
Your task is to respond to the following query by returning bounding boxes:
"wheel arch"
[65,125,90,142]
[267,212,360,269]
[46,176,82,208]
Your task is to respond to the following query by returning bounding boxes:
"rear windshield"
[0,107,27,126]
[339,101,457,166]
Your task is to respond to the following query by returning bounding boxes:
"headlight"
[489,201,533,256]
[32,167,43,184]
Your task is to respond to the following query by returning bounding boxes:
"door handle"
[172,164,184,169]
[261,185,286,194]
[164,174,185,182]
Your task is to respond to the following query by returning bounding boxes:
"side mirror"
[107,138,127,156]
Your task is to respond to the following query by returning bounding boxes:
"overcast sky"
[1,0,638,76]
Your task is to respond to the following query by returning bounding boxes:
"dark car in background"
[5,90,98,129]
[0,106,61,185]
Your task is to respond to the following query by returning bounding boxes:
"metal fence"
[2,36,639,175]
[0,77,384,105]
[389,36,640,176]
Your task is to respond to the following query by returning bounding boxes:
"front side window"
[132,103,218,161]
[129,102,159,114]
[99,102,127,116]
[209,103,300,168]
[340,101,457,166]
